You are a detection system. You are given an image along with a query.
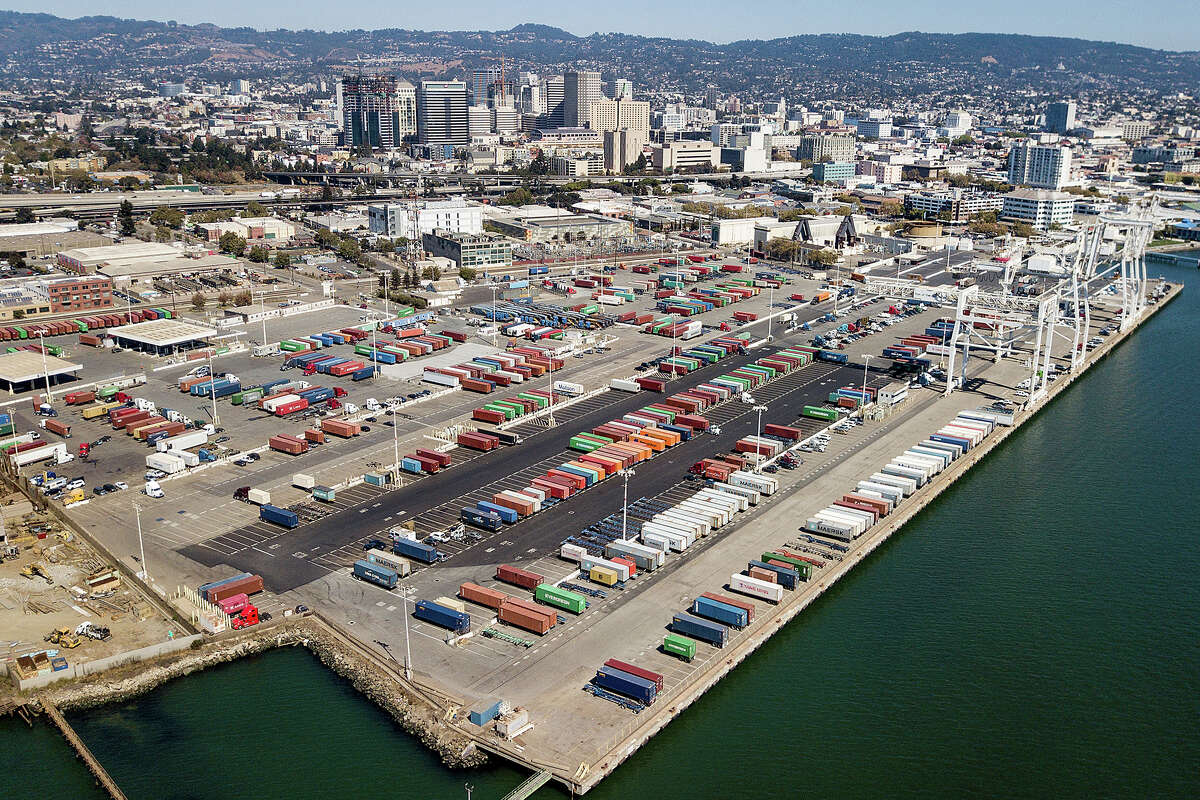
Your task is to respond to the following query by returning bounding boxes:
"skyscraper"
[564,71,604,128]
[470,67,513,107]
[1046,100,1077,134]
[341,75,403,150]
[1007,142,1072,190]
[607,78,633,100]
[542,76,565,128]
[588,98,651,133]
[417,80,469,147]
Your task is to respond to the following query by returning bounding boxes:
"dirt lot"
[0,490,179,687]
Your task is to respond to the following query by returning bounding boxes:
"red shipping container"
[701,591,756,622]
[763,423,802,441]
[269,434,308,455]
[531,476,571,499]
[275,399,309,416]
[459,582,507,609]
[415,448,451,467]
[748,566,778,583]
[498,599,554,635]
[491,493,533,516]
[412,454,441,474]
[495,564,543,590]
[546,468,587,491]
[207,575,264,603]
[304,429,326,444]
[604,659,664,691]
[610,555,637,577]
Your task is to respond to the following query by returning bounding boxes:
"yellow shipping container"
[81,402,120,420]
[589,566,619,586]
[434,596,467,613]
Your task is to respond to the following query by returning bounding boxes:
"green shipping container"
[280,340,305,352]
[493,400,526,416]
[484,403,516,420]
[760,552,813,581]
[354,344,373,356]
[570,437,602,452]
[516,393,548,409]
[14,327,26,339]
[664,633,697,661]
[802,405,839,422]
[97,387,117,400]
[74,321,87,332]
[534,584,587,614]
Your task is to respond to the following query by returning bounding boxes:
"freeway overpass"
[261,168,808,189]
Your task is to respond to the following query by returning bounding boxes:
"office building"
[797,134,854,164]
[421,230,512,271]
[704,86,720,110]
[491,106,521,134]
[712,124,742,147]
[158,83,186,97]
[542,76,565,128]
[468,105,492,137]
[607,78,633,100]
[813,161,855,183]
[552,153,605,177]
[588,98,651,133]
[230,79,250,95]
[342,75,406,150]
[418,80,469,147]
[857,119,892,138]
[470,67,513,106]
[1001,189,1074,231]
[1121,121,1153,140]
[857,160,903,184]
[905,190,1004,223]
[1007,142,1072,190]
[395,80,417,140]
[564,70,604,129]
[368,200,482,240]
[652,140,719,171]
[603,129,648,172]
[1046,100,1077,134]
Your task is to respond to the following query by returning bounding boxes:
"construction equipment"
[44,627,81,648]
[20,562,53,584]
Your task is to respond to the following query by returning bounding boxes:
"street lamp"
[752,405,768,473]
[402,590,413,681]
[766,283,775,341]
[490,285,498,348]
[391,403,400,476]
[133,501,148,582]
[861,355,871,409]
[621,469,636,541]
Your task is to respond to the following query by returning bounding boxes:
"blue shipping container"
[692,596,749,628]
[593,666,656,705]
[476,500,518,524]
[401,457,423,474]
[351,367,377,381]
[749,559,799,590]
[259,504,300,528]
[671,612,728,647]
[393,537,442,563]
[353,559,398,589]
[198,572,252,598]
[461,508,503,531]
[414,600,470,633]
[818,350,849,364]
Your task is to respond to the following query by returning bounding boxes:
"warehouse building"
[0,219,108,257]
[421,230,512,271]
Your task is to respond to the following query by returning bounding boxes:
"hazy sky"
[5,0,1198,51]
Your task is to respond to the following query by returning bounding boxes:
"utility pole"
[391,403,400,476]
[206,347,219,426]
[766,282,775,341]
[403,590,413,681]
[37,332,50,396]
[490,285,498,347]
[258,290,267,345]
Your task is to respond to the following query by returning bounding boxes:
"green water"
[4,264,1197,799]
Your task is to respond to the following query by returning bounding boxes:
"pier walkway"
[42,701,128,800]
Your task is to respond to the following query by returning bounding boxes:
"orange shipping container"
[459,582,508,609]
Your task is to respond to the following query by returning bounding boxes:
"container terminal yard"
[0,210,1179,796]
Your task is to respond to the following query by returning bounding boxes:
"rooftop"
[0,351,83,384]
[109,318,217,347]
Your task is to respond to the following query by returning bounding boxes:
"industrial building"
[0,350,83,393]
[482,205,631,243]
[421,230,512,271]
[367,200,482,240]
[195,217,296,243]
[0,220,108,257]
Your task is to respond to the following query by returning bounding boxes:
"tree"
[1012,222,1037,238]
[14,207,34,224]
[273,252,291,270]
[243,201,268,217]
[247,245,269,263]
[218,231,246,256]
[946,173,971,188]
[190,292,206,310]
[154,225,172,243]
[149,206,184,228]
[459,266,477,281]
[498,187,534,206]
[810,249,839,266]
[234,290,252,306]
[117,199,135,237]
[217,291,232,307]
[337,239,361,261]
[528,152,551,175]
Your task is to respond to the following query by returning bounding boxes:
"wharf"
[463,284,1182,794]
[41,701,128,800]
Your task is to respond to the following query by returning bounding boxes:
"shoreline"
[7,283,1181,794]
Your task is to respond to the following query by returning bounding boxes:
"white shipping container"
[940,425,983,446]
[805,517,855,540]
[712,483,761,506]
[729,470,778,495]
[293,473,316,489]
[520,487,546,503]
[496,370,524,384]
[676,499,728,527]
[827,504,875,528]
[695,488,747,513]
[610,378,642,393]
[729,573,784,603]
[595,294,623,305]
[423,370,459,387]
[858,480,904,504]
[814,508,869,536]
[156,430,208,453]
[903,450,945,473]
[499,489,541,513]
[909,447,951,468]
[892,456,935,479]
[608,539,665,569]
[870,472,917,495]
[560,543,588,563]
[640,522,691,551]
[882,463,927,487]
[247,488,271,505]
[262,393,301,413]
[640,532,671,553]
[656,508,711,537]
[952,415,993,435]
[553,381,585,396]
[641,517,696,548]
[920,439,961,459]
[175,450,201,467]
[145,451,185,474]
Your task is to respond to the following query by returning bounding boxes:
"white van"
[143,480,164,498]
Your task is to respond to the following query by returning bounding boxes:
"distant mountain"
[0,11,1196,98]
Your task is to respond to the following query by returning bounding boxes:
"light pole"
[37,332,50,396]
[621,468,636,540]
[257,290,267,346]
[861,354,871,409]
[206,347,219,427]
[133,501,147,582]
[490,284,498,347]
[766,283,775,341]
[753,404,767,473]
[383,270,390,318]
[391,403,400,475]
[403,590,413,681]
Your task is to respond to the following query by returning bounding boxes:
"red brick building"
[44,276,113,313]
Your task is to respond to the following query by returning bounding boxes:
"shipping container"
[353,559,399,589]
[729,572,784,603]
[671,612,727,647]
[593,666,656,705]
[413,600,470,633]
